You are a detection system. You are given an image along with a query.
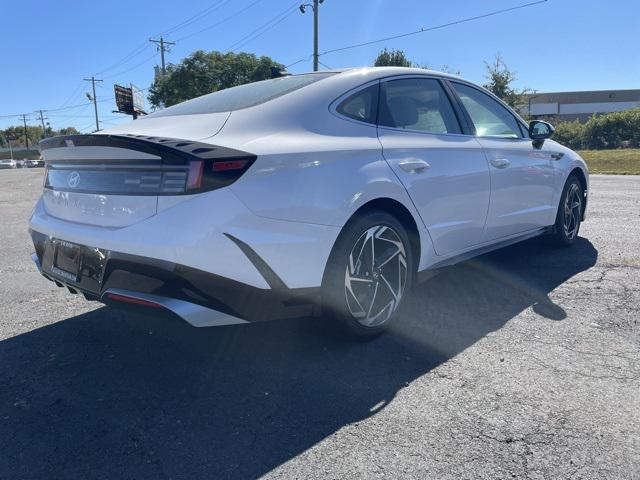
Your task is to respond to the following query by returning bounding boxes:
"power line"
[159,0,233,37]
[57,80,85,109]
[320,0,548,57]
[92,42,151,77]
[226,0,300,51]
[103,52,159,80]
[175,0,267,42]
[91,0,232,77]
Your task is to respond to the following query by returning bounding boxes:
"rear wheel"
[550,175,584,246]
[322,211,415,338]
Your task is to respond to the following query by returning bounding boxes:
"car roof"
[294,66,462,81]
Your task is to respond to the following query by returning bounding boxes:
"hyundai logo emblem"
[68,171,81,188]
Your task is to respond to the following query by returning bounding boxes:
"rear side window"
[336,84,379,124]
[148,73,335,117]
[452,82,522,138]
[378,78,461,134]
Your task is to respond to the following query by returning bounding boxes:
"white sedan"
[29,67,588,337]
[0,159,17,169]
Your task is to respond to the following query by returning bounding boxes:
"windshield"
[147,73,335,117]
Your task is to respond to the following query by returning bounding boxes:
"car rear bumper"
[29,187,340,290]
[30,229,320,325]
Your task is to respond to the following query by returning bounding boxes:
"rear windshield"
[148,73,335,117]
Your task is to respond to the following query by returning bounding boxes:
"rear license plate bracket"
[50,239,82,283]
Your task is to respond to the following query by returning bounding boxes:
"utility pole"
[313,0,319,71]
[149,36,175,77]
[19,114,30,150]
[35,109,49,138]
[83,76,103,132]
[299,0,324,71]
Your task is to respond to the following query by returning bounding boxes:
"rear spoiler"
[38,134,255,166]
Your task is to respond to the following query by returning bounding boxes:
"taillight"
[186,160,204,190]
[212,159,248,171]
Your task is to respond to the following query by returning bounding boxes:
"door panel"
[477,138,557,239]
[379,132,491,256]
[450,81,557,240]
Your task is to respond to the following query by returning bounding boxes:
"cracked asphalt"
[0,169,638,479]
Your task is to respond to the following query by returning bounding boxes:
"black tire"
[549,175,584,246]
[322,210,415,338]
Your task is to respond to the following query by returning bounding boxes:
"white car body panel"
[103,112,231,140]
[477,136,559,240]
[42,189,158,228]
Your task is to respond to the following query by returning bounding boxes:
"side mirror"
[529,120,555,146]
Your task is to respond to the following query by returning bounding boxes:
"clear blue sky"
[1,0,638,132]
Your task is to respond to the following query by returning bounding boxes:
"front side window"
[148,73,335,117]
[336,84,379,124]
[452,82,522,138]
[379,78,461,134]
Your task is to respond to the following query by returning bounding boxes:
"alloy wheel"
[563,183,582,240]
[344,225,408,327]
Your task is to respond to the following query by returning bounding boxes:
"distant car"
[29,67,589,337]
[24,158,44,168]
[0,159,17,169]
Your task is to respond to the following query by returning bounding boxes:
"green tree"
[483,54,530,111]
[0,125,80,148]
[374,48,413,67]
[148,50,284,108]
[57,127,80,136]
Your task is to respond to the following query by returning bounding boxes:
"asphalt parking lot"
[0,168,638,479]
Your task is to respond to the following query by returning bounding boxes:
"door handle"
[398,160,431,173]
[490,158,511,169]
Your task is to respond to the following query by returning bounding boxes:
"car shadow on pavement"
[0,237,597,479]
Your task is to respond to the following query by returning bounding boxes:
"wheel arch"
[323,197,422,287]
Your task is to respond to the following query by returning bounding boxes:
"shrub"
[553,119,585,150]
[582,108,640,149]
[550,108,640,150]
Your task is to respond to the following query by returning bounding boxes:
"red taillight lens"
[212,159,248,171]
[186,160,204,190]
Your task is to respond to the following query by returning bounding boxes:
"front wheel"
[322,211,415,338]
[550,175,584,246]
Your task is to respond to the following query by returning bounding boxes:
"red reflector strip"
[106,293,163,308]
[187,160,204,190]
[212,159,247,171]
